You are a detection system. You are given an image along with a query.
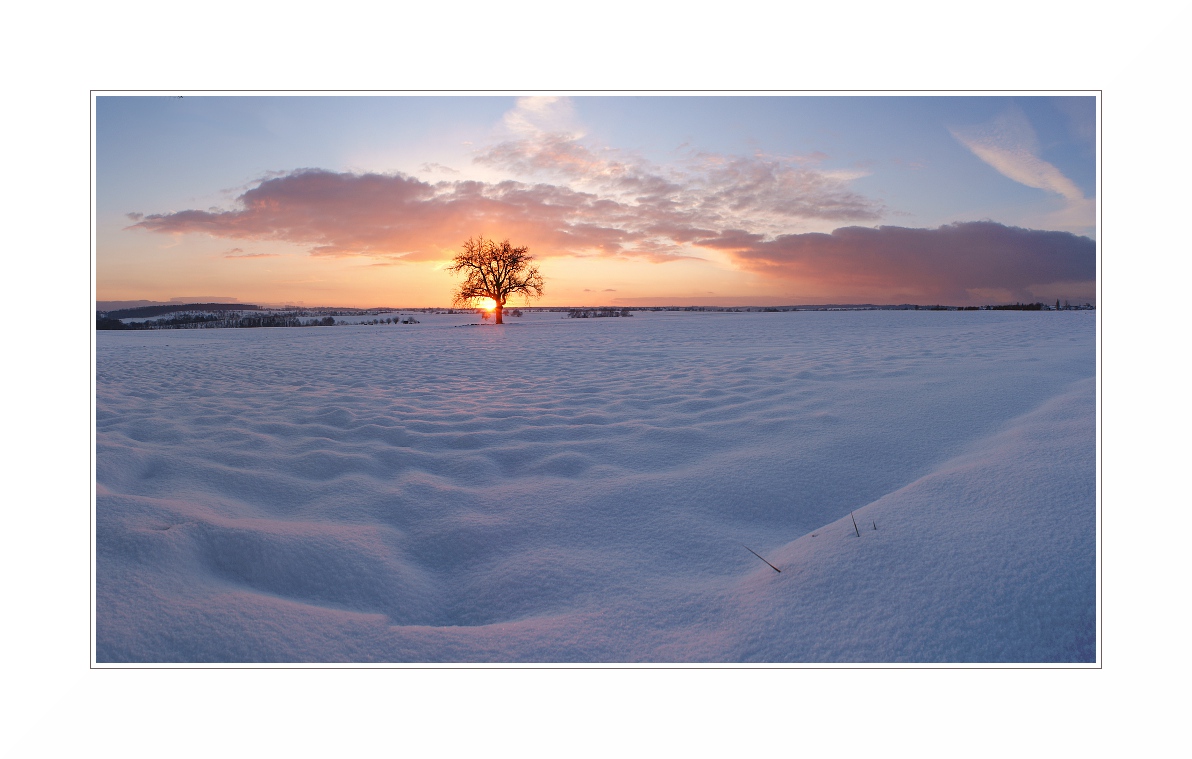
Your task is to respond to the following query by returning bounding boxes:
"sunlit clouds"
[476,98,883,234]
[134,101,886,264]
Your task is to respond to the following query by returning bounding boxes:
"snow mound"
[721,377,1095,662]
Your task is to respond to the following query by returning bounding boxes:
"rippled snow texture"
[95,311,1096,662]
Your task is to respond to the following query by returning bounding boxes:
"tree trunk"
[494,303,504,324]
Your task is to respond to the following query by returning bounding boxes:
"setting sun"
[476,297,497,310]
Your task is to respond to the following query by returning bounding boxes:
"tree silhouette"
[448,237,544,324]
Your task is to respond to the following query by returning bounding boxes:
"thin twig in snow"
[851,512,860,537]
[742,544,781,573]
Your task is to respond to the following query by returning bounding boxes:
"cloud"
[131,97,885,263]
[135,170,452,258]
[475,131,881,231]
[502,96,583,140]
[224,247,278,259]
[476,133,630,183]
[419,162,459,175]
[698,221,1095,305]
[131,158,878,263]
[687,151,881,224]
[132,169,635,258]
[951,107,1093,231]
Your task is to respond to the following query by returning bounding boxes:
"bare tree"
[448,237,545,324]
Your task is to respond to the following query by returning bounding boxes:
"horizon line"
[97,300,1097,312]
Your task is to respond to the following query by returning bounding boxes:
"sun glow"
[476,297,497,310]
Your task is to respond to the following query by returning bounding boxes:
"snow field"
[95,310,1095,662]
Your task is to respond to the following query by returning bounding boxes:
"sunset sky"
[95,94,1097,307]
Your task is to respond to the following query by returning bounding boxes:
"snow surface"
[94,310,1096,662]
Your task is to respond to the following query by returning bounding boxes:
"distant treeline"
[545,303,1093,312]
[980,302,1095,311]
[985,303,1045,311]
[757,302,1094,312]
[568,308,633,318]
[97,313,340,330]
[766,303,1094,312]
[95,301,1096,332]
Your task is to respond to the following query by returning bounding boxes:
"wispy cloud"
[224,247,278,259]
[419,162,459,175]
[951,107,1093,231]
[501,96,583,140]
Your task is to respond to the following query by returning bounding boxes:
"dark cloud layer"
[699,222,1094,304]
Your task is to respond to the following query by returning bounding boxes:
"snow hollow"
[95,310,1096,663]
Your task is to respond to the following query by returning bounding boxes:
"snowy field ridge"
[95,311,1095,662]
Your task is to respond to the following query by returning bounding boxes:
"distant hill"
[96,300,161,312]
[100,303,260,319]
[97,297,242,312]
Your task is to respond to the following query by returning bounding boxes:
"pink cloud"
[132,128,886,263]
[223,247,279,259]
[697,222,1095,305]
[131,169,724,260]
